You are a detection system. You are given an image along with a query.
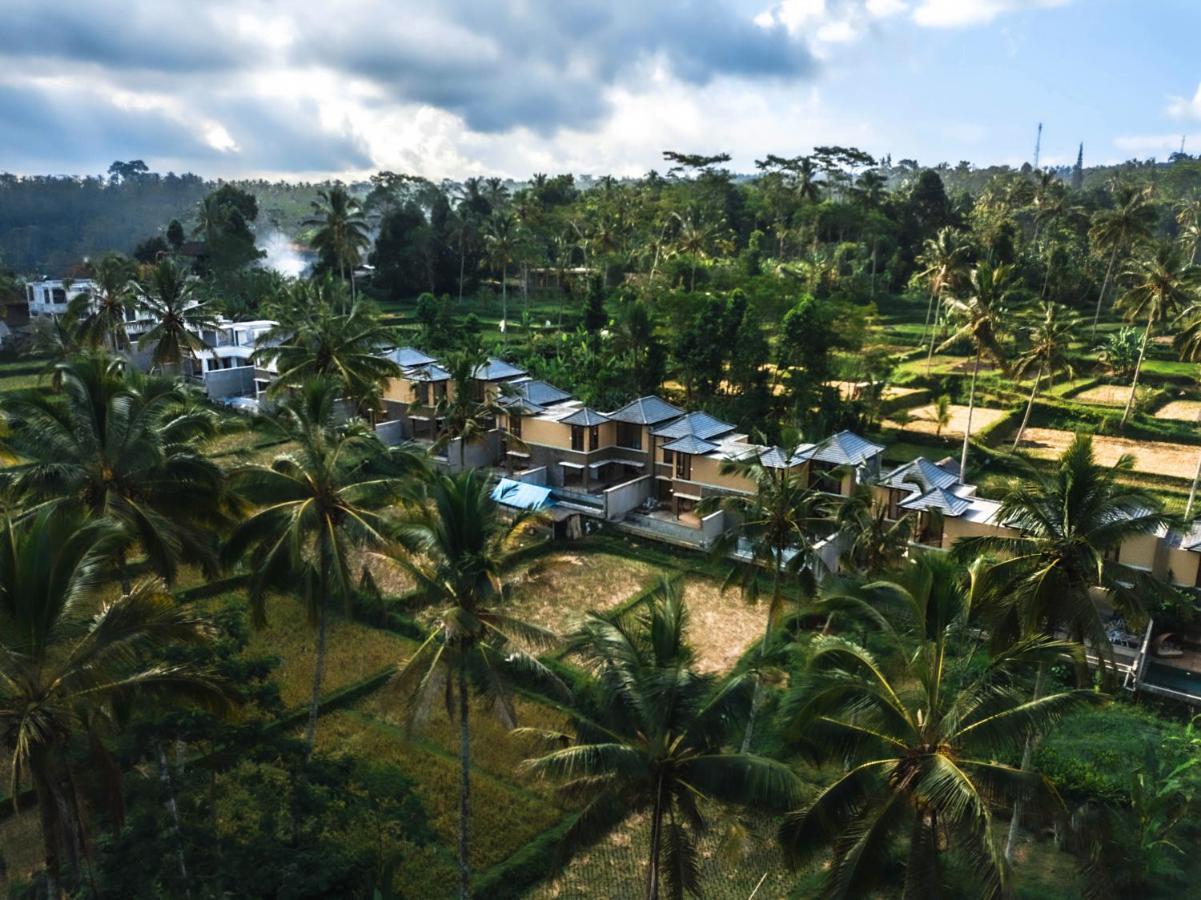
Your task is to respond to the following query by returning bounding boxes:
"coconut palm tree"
[933,393,952,436]
[131,257,221,373]
[1088,184,1157,335]
[306,186,371,300]
[915,227,970,368]
[71,253,136,352]
[432,345,519,471]
[483,211,520,332]
[525,580,802,900]
[937,261,1015,478]
[952,433,1175,857]
[780,553,1094,898]
[1175,196,1201,265]
[1011,301,1079,449]
[834,483,913,576]
[389,470,559,900]
[222,379,416,756]
[698,447,829,751]
[1,355,227,587]
[0,509,227,897]
[254,279,401,416]
[1114,242,1199,425]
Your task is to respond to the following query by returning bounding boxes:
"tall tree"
[391,470,559,899]
[1114,242,1199,425]
[526,580,801,900]
[223,379,416,755]
[781,554,1094,898]
[131,257,221,373]
[307,186,371,300]
[484,211,520,334]
[71,252,136,352]
[937,261,1015,478]
[1011,301,1079,449]
[915,227,970,372]
[0,509,227,897]
[1088,184,1157,335]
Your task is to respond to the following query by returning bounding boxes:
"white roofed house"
[183,318,280,404]
[25,278,95,319]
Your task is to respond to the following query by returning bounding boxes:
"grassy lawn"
[201,592,415,709]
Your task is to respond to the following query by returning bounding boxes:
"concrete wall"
[203,365,255,400]
[510,466,548,486]
[700,508,726,545]
[374,419,405,446]
[445,430,502,473]
[603,475,652,520]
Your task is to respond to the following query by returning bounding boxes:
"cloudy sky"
[2,0,1198,180]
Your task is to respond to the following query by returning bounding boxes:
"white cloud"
[910,0,1068,28]
[1112,132,1199,157]
[1168,83,1201,121]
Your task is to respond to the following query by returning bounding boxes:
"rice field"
[1155,399,1201,422]
[886,403,1009,440]
[1074,383,1142,406]
[1015,428,1201,481]
[678,578,768,673]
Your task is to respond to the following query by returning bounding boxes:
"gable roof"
[606,395,684,425]
[510,379,572,406]
[497,396,545,416]
[883,456,959,493]
[473,357,526,381]
[407,363,452,383]
[899,487,973,517]
[661,434,720,455]
[651,410,735,440]
[807,430,885,466]
[390,346,437,368]
[558,407,609,427]
[757,444,816,468]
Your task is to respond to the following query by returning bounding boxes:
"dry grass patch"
[1155,399,1201,422]
[204,593,415,709]
[679,578,766,674]
[1016,428,1201,480]
[502,552,659,636]
[1075,383,1142,406]
[885,403,1008,440]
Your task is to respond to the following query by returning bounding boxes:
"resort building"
[184,318,280,403]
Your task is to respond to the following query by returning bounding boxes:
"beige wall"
[944,517,1018,545]
[383,375,453,405]
[1119,533,1159,572]
[1166,547,1201,588]
[519,415,616,452]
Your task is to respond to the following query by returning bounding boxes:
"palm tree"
[1175,196,1201,265]
[933,393,952,436]
[306,186,371,300]
[834,484,913,576]
[432,346,517,471]
[223,379,414,755]
[670,209,727,291]
[254,279,401,416]
[1114,243,1199,425]
[937,261,1015,478]
[131,257,221,373]
[952,434,1174,857]
[484,211,520,332]
[525,581,802,900]
[915,227,970,369]
[0,509,226,896]
[1088,184,1157,335]
[780,554,1094,898]
[72,253,136,352]
[389,470,558,899]
[2,355,227,587]
[1011,301,1079,449]
[698,448,828,751]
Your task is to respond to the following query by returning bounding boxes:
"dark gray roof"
[498,396,545,416]
[558,407,609,427]
[807,430,885,466]
[390,346,437,368]
[661,434,720,455]
[510,379,572,406]
[473,358,526,381]
[407,363,452,383]
[757,445,815,468]
[883,456,959,493]
[899,487,972,517]
[606,395,684,425]
[651,410,734,440]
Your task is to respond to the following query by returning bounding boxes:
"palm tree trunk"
[459,242,467,302]
[158,743,190,893]
[1186,446,1201,520]
[303,598,328,759]
[457,653,472,900]
[1120,319,1152,426]
[741,558,782,753]
[501,263,508,343]
[32,763,63,899]
[921,284,937,346]
[925,288,943,376]
[645,774,666,900]
[960,349,981,479]
[1005,661,1046,862]
[1012,363,1043,451]
[1091,247,1118,337]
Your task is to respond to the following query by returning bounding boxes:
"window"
[433,382,448,403]
[1104,544,1121,563]
[571,426,584,451]
[52,288,66,305]
[675,453,691,480]
[663,449,674,464]
[414,382,430,405]
[616,422,642,449]
[887,488,906,521]
[509,414,522,439]
[589,425,599,451]
[472,380,485,402]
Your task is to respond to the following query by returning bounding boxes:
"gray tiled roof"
[899,487,972,517]
[651,410,734,440]
[390,346,437,368]
[473,358,526,381]
[883,456,959,493]
[497,396,545,416]
[661,434,720,455]
[408,363,452,383]
[510,379,572,406]
[757,445,815,468]
[606,395,684,425]
[807,430,885,466]
[558,407,609,427]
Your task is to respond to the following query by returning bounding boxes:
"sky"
[2,0,1199,181]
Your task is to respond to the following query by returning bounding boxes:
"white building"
[26,278,96,318]
[185,319,280,403]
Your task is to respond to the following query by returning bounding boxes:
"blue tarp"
[490,478,553,510]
